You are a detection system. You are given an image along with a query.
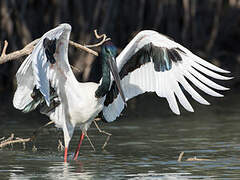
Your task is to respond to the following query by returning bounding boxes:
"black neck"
[95,59,111,98]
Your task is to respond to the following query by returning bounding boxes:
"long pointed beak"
[107,56,127,106]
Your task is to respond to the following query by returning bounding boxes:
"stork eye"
[105,48,110,53]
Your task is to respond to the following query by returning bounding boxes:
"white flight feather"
[103,30,231,122]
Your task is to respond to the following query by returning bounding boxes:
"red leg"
[64,147,68,162]
[73,132,85,160]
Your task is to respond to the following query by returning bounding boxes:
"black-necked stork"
[13,24,231,162]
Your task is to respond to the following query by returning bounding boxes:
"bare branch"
[1,40,8,57]
[0,38,39,64]
[0,38,98,65]
[69,40,98,56]
[0,29,110,64]
[70,65,81,73]
[85,29,111,48]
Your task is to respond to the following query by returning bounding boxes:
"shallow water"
[0,92,240,179]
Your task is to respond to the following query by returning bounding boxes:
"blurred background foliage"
[0,0,239,102]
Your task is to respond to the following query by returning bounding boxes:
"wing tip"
[188,107,194,113]
[174,111,181,115]
[223,76,234,80]
[204,101,211,105]
[214,93,224,98]
[221,69,231,74]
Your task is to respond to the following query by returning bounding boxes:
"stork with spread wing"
[13,24,231,162]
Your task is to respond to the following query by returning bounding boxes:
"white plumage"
[13,25,231,161]
[13,24,104,161]
[102,30,231,122]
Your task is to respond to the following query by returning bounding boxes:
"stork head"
[101,41,126,105]
[101,41,118,59]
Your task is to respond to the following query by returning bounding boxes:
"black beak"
[107,56,127,106]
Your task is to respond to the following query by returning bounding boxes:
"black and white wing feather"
[13,23,72,129]
[103,30,231,122]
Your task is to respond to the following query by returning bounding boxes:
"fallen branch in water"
[177,151,215,162]
[0,121,54,149]
[0,133,31,149]
[57,139,64,151]
[177,151,184,162]
[186,156,215,162]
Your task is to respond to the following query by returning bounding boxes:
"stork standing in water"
[13,24,231,162]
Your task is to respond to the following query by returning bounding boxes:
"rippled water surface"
[0,93,240,179]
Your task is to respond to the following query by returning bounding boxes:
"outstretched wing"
[13,23,72,128]
[102,30,231,122]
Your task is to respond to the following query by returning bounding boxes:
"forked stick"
[94,119,112,149]
[85,30,111,48]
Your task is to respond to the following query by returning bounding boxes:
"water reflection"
[47,162,92,180]
[1,93,240,179]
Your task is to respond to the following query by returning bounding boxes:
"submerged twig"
[32,145,37,152]
[186,156,215,162]
[85,132,96,152]
[57,139,64,151]
[0,134,31,148]
[16,137,27,150]
[178,152,184,162]
[94,119,112,149]
[177,151,215,162]
[0,121,54,149]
